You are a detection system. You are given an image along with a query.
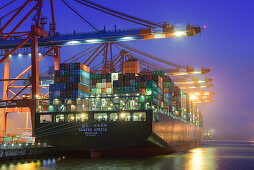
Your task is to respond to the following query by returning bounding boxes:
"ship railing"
[36,94,155,113]
[36,94,200,126]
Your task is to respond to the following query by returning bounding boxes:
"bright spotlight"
[121,36,135,41]
[173,31,186,36]
[66,41,81,45]
[190,95,196,100]
[86,39,102,43]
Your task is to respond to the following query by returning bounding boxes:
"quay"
[0,143,55,161]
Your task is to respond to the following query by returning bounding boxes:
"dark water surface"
[1,141,254,170]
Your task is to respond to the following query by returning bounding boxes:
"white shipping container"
[106,88,112,94]
[130,100,135,107]
[96,89,101,95]
[101,83,106,88]
[96,83,101,89]
[111,73,118,81]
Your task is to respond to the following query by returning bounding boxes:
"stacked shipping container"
[49,63,90,98]
[47,62,200,123]
[90,73,113,95]
[89,71,175,111]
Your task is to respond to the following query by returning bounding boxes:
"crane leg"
[0,109,6,137]
[54,47,60,70]
[3,49,10,100]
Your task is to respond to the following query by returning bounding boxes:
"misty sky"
[0,0,254,139]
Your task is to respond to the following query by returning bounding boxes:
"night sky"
[0,0,253,139]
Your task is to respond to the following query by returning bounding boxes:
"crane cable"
[71,47,98,63]
[72,0,153,28]
[63,44,98,63]
[74,0,161,27]
[132,56,169,71]
[60,0,99,32]
[116,42,186,69]
[0,0,17,10]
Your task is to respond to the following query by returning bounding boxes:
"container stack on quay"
[0,134,32,144]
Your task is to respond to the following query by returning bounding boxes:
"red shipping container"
[139,88,145,94]
[141,82,145,88]
[146,75,152,80]
[64,63,70,70]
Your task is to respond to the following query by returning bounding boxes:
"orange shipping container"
[123,61,140,74]
[101,88,106,94]
[106,82,112,88]
[81,63,90,73]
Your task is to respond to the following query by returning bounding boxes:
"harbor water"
[1,140,254,170]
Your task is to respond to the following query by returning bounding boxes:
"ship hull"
[35,110,202,154]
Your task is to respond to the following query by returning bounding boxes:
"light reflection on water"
[1,141,254,170]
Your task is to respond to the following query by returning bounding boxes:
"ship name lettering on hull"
[79,123,108,136]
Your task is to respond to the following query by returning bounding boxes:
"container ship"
[35,61,203,156]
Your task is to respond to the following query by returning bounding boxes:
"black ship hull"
[35,110,202,155]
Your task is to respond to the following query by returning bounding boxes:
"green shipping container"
[48,105,54,112]
[5,137,12,142]
[135,87,140,93]
[135,82,141,88]
[96,74,102,79]
[145,88,152,95]
[163,82,170,88]
[138,103,145,110]
[153,71,160,75]
[118,87,124,93]
[90,74,96,79]
[64,70,70,76]
[91,88,96,94]
[159,71,166,76]
[139,95,145,103]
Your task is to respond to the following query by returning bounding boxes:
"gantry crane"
[0,0,203,101]
[0,0,204,136]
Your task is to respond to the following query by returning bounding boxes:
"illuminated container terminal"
[0,0,209,158]
[35,62,203,155]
